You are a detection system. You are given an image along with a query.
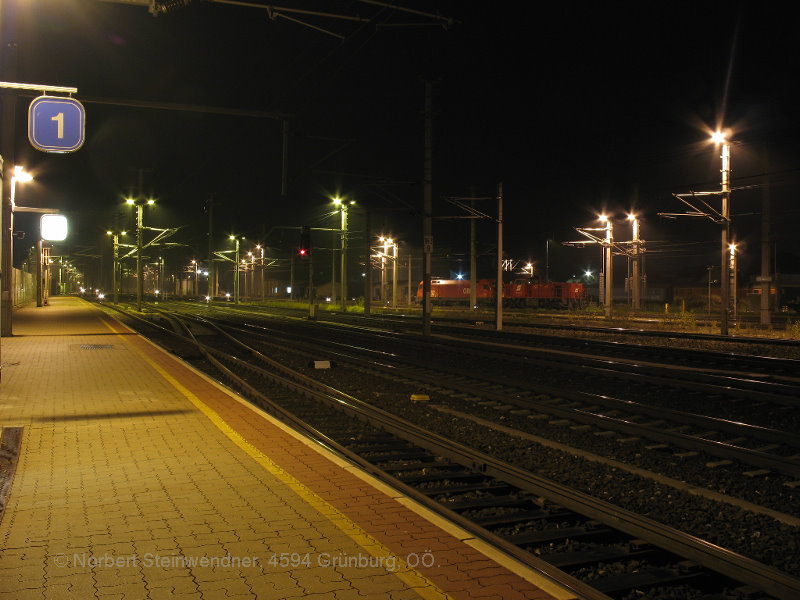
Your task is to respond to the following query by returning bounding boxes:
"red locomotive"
[416,279,586,308]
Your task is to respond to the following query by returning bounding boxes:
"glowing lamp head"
[41,214,68,241]
[14,166,33,183]
[711,131,727,144]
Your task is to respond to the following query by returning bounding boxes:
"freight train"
[416,279,587,308]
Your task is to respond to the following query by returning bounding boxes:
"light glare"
[41,214,68,241]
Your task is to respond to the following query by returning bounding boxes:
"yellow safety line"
[103,319,453,600]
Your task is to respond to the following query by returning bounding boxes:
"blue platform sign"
[28,96,85,153]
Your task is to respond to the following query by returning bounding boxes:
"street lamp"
[229,235,241,305]
[2,166,33,336]
[729,242,738,320]
[106,230,127,304]
[11,165,32,207]
[333,196,355,311]
[545,238,552,283]
[627,213,641,312]
[712,130,732,335]
[256,244,265,302]
[599,214,613,319]
[126,196,155,311]
[191,259,199,297]
[525,262,534,279]
[378,236,396,305]
[391,240,398,308]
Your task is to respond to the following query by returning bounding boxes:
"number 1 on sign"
[51,112,64,139]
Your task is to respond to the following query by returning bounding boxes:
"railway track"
[99,301,800,600]
[128,302,800,515]
[174,306,800,476]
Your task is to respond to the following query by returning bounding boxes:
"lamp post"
[545,238,552,283]
[379,236,391,304]
[126,196,154,312]
[245,253,254,300]
[159,256,165,300]
[242,258,248,300]
[712,131,731,335]
[627,213,641,312]
[600,214,613,319]
[333,197,354,311]
[1,165,32,336]
[229,235,241,305]
[106,230,127,304]
[729,242,738,321]
[191,259,199,297]
[391,240,398,309]
[256,244,265,303]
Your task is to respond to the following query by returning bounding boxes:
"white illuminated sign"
[41,214,68,241]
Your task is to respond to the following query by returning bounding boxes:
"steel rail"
[177,318,607,600]
[203,316,800,476]
[185,314,800,600]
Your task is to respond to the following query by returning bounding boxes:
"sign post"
[0,82,80,347]
[28,95,85,153]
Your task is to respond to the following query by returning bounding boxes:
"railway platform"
[0,297,573,600]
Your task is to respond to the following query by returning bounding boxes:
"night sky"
[5,0,800,287]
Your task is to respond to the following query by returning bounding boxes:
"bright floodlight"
[627,213,636,221]
[126,198,135,204]
[41,214,68,241]
[585,269,593,278]
[711,131,726,144]
[333,196,342,205]
[599,214,608,222]
[14,165,33,183]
